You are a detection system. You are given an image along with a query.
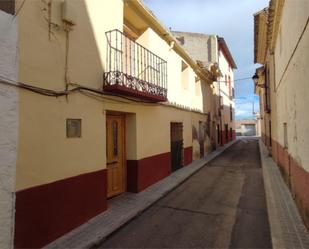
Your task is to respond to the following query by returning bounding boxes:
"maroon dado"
[127,147,193,192]
[127,152,172,193]
[14,170,107,248]
[269,139,309,229]
[184,146,193,166]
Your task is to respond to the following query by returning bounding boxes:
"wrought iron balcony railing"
[104,29,168,102]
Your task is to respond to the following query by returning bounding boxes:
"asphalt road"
[97,139,272,248]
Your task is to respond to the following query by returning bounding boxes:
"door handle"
[107,161,118,165]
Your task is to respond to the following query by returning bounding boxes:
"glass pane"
[112,121,118,156]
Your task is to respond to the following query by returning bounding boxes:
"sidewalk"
[45,140,237,249]
[259,140,309,249]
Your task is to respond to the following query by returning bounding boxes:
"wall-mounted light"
[252,73,266,88]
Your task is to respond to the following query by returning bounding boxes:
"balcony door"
[106,114,125,198]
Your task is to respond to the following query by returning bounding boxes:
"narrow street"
[97,139,272,249]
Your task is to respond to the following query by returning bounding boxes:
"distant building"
[235,119,260,136]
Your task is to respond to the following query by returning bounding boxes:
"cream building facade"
[0,0,224,248]
[254,0,309,229]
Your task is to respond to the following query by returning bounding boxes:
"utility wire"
[217,76,253,83]
[0,74,154,103]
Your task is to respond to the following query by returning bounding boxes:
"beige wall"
[272,0,309,170]
[16,0,215,191]
[16,0,123,190]
[218,49,235,130]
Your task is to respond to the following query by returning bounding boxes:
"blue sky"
[144,0,268,119]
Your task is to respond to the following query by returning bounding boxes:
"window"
[264,66,271,113]
[219,96,223,109]
[66,119,82,138]
[230,104,233,121]
[283,123,288,149]
[0,0,15,14]
[228,76,231,97]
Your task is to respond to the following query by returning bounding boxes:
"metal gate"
[171,122,183,172]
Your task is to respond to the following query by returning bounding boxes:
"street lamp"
[252,73,265,88]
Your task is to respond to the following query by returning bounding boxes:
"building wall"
[256,0,309,228]
[0,10,18,249]
[218,49,235,143]
[14,0,214,247]
[15,0,123,247]
[270,0,309,227]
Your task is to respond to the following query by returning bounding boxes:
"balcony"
[104,29,168,102]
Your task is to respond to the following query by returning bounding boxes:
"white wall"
[137,28,204,112]
[218,49,235,128]
[0,10,18,249]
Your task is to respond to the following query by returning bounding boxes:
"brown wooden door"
[171,122,183,172]
[106,115,125,198]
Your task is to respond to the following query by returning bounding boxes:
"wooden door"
[106,115,125,198]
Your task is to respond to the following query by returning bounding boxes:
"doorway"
[106,114,125,198]
[225,124,229,143]
[171,122,183,172]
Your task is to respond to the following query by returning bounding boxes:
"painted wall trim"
[14,169,107,248]
[263,138,309,229]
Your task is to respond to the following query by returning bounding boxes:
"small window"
[283,123,288,149]
[230,104,233,121]
[66,119,82,138]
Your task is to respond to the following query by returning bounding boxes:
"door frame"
[106,111,127,198]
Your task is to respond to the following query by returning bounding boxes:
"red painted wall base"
[184,146,193,166]
[264,139,309,230]
[127,152,171,193]
[14,169,107,248]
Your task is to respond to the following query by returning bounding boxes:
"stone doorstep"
[45,140,237,249]
[259,140,309,249]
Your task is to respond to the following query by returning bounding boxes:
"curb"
[46,140,238,249]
